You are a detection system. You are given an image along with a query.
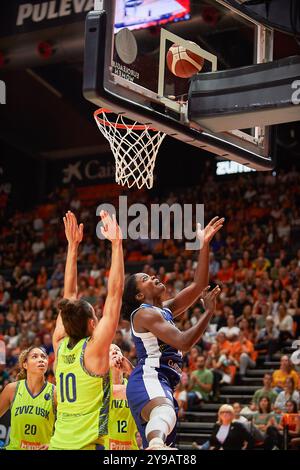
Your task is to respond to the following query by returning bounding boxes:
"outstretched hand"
[110,347,133,375]
[197,216,225,247]
[63,211,84,246]
[110,349,123,369]
[201,285,221,313]
[100,210,122,243]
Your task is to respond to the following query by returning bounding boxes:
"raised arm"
[63,211,83,299]
[85,211,124,374]
[163,217,224,317]
[140,285,220,352]
[52,211,83,355]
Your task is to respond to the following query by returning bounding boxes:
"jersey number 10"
[59,373,77,403]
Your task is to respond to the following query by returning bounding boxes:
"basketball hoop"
[94,108,166,189]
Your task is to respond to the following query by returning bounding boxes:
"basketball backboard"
[84,0,277,170]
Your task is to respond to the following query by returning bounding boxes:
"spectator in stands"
[231,332,256,377]
[184,345,201,372]
[14,266,34,301]
[36,267,48,290]
[276,304,294,348]
[43,308,56,334]
[252,373,278,406]
[89,263,101,282]
[272,355,299,394]
[206,343,223,399]
[188,356,213,407]
[4,349,17,375]
[274,377,300,412]
[42,333,54,356]
[215,331,231,354]
[232,289,252,319]
[218,314,240,340]
[252,396,281,449]
[209,404,254,450]
[234,259,248,285]
[253,298,272,328]
[273,400,300,448]
[48,279,61,301]
[207,342,237,388]
[31,234,45,257]
[48,263,64,288]
[6,302,20,328]
[209,252,220,279]
[33,214,44,232]
[217,259,234,285]
[5,326,20,349]
[255,316,279,361]
[232,402,249,427]
[238,318,253,341]
[237,305,256,334]
[189,307,201,327]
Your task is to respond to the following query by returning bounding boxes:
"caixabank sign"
[0,0,95,37]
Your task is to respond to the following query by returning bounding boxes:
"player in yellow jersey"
[0,346,56,450]
[104,344,139,450]
[49,210,124,450]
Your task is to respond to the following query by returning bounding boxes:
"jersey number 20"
[59,373,77,403]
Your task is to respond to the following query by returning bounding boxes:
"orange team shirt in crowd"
[281,413,300,432]
[254,268,266,279]
[37,273,47,288]
[234,268,247,283]
[188,356,199,372]
[217,267,234,283]
[218,340,232,355]
[280,276,291,288]
[230,339,258,362]
[272,369,299,389]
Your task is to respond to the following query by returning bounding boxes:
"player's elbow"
[180,337,192,353]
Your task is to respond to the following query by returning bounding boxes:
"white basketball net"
[94,109,166,189]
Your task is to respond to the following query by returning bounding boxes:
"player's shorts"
[126,364,179,449]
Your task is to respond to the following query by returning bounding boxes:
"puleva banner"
[0,0,94,37]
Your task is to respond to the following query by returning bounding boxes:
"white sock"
[148,437,164,448]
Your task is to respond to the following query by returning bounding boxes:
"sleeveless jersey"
[49,336,111,450]
[130,303,183,386]
[6,380,55,450]
[104,379,139,450]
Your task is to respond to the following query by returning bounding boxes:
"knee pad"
[145,405,177,440]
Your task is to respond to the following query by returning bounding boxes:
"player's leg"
[126,367,178,449]
[141,397,177,449]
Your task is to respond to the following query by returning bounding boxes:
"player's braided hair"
[122,274,140,320]
[16,346,47,380]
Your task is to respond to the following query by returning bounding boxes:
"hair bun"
[58,298,70,312]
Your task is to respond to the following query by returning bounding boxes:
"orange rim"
[94,108,157,131]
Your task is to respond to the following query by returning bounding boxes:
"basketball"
[166,43,205,78]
